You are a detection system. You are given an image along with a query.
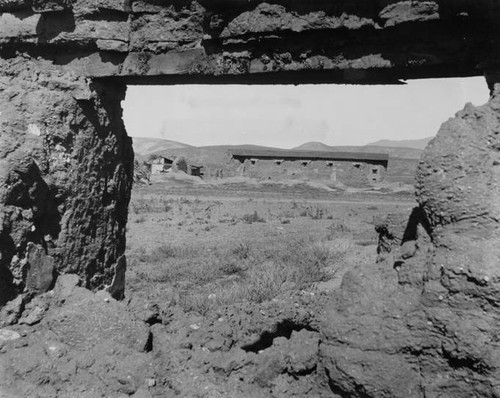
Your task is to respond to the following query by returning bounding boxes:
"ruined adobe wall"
[0,0,499,83]
[237,158,386,186]
[0,57,133,306]
[0,0,498,307]
[0,0,499,300]
[348,87,500,396]
[1,1,500,396]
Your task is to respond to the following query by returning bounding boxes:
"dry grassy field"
[126,178,415,317]
[0,176,419,398]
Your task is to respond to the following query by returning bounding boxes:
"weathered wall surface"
[318,90,500,397]
[0,57,133,307]
[414,87,500,393]
[1,0,498,299]
[1,1,500,395]
[236,158,386,185]
[0,0,499,83]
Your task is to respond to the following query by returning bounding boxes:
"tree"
[171,156,188,173]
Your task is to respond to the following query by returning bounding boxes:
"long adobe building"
[230,149,389,185]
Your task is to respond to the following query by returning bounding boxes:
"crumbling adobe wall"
[0,0,499,83]
[0,0,499,302]
[0,1,500,396]
[0,4,500,392]
[316,88,500,397]
[414,86,500,392]
[0,57,133,308]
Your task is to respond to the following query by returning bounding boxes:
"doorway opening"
[122,77,488,315]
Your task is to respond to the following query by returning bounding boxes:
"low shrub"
[241,211,265,224]
[311,208,324,220]
[130,197,174,214]
[231,242,251,260]
[326,220,351,240]
[144,245,177,262]
[219,260,245,276]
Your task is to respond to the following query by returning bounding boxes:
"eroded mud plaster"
[0,0,498,299]
[1,1,500,394]
[0,57,133,302]
[0,0,499,317]
[0,0,499,83]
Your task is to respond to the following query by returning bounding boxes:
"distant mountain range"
[132,136,433,163]
[292,140,429,160]
[366,137,434,150]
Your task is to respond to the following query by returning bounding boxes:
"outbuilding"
[188,164,204,177]
[148,156,174,174]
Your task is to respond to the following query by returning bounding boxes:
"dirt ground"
[0,176,417,397]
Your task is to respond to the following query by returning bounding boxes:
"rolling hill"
[366,136,434,150]
[132,137,193,157]
[132,137,426,164]
[293,142,333,151]
[293,142,423,160]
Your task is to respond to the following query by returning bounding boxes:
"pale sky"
[122,77,489,148]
